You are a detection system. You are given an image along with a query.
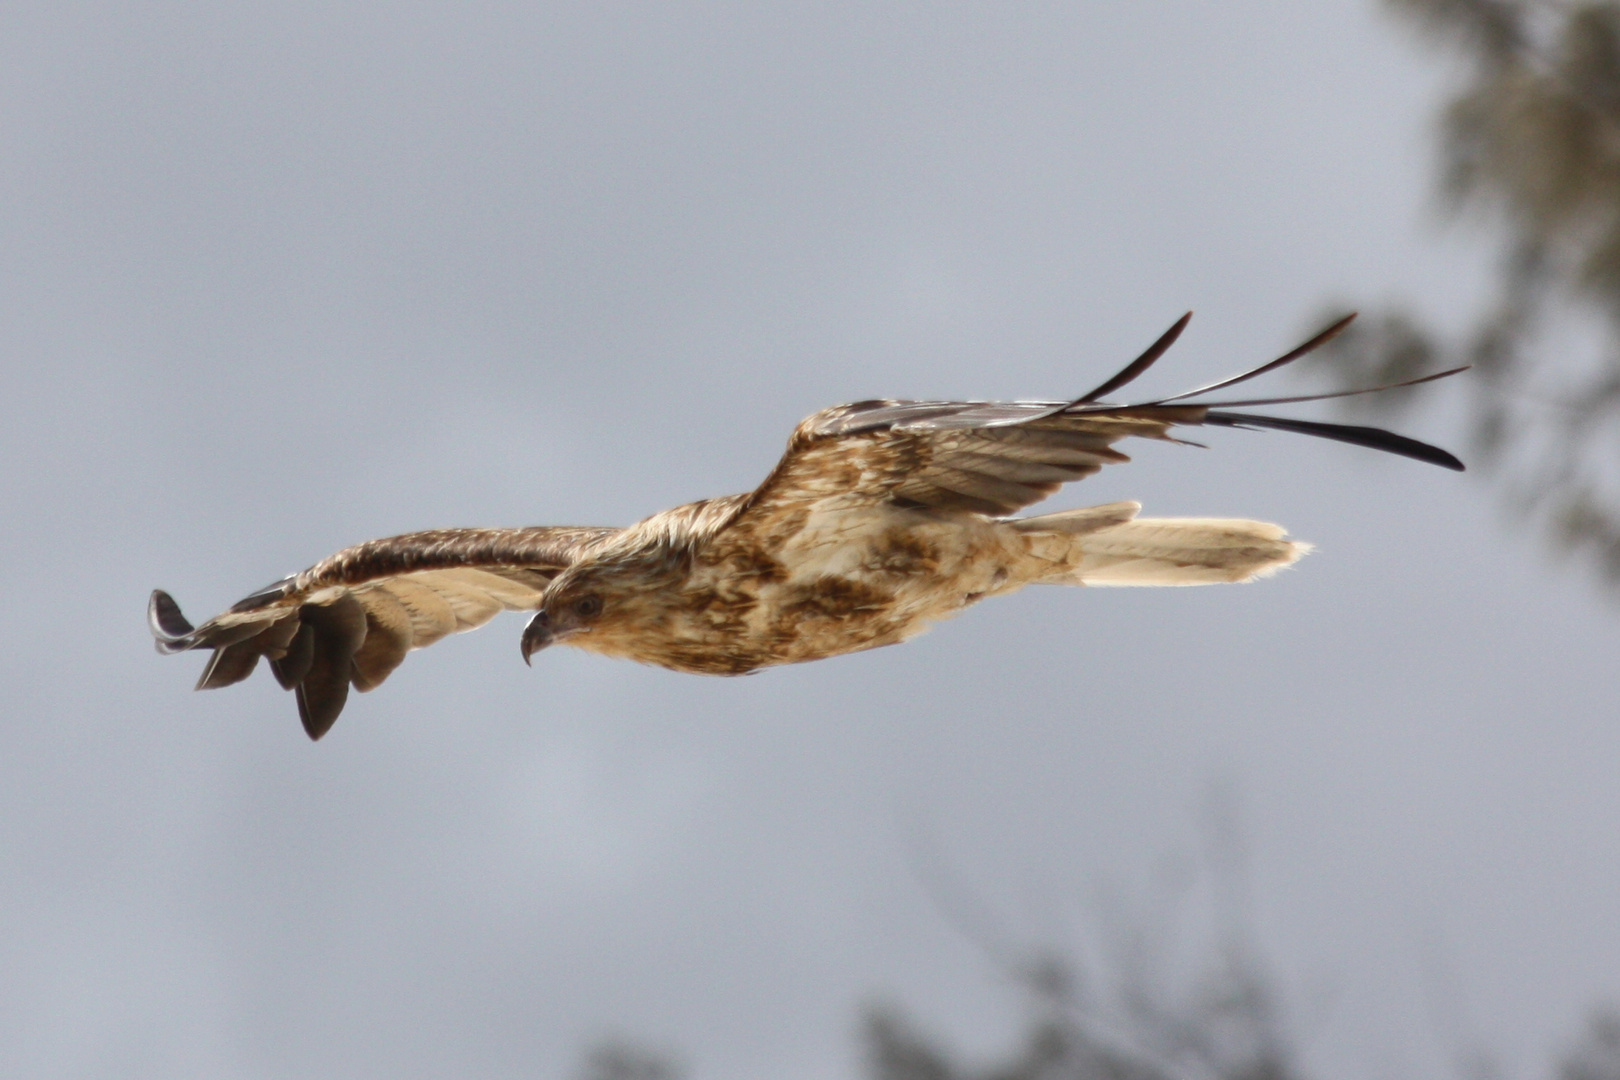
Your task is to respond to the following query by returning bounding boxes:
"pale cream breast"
[683,505,1029,668]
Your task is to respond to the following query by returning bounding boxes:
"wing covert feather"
[731,410,1172,524]
[374,578,460,647]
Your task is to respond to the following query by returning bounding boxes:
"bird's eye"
[573,595,603,618]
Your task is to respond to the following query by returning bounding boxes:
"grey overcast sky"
[2,3,1616,1079]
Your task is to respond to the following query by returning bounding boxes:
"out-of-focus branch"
[1560,1010,1620,1080]
[867,797,1305,1080]
[1320,1,1620,591]
[578,1040,685,1080]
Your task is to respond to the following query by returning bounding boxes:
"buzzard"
[150,314,1464,739]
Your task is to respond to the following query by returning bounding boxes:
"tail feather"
[1017,515,1309,587]
[1009,501,1141,536]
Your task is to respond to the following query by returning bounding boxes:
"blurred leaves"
[864,998,1176,1080]
[864,798,1302,1080]
[862,940,1299,1080]
[1562,1011,1620,1080]
[1324,0,1620,589]
[579,1039,685,1080]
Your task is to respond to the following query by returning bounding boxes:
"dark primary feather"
[196,639,261,690]
[293,594,368,740]
[1178,364,1470,410]
[1140,312,1359,405]
[1201,412,1466,470]
[148,590,195,650]
[269,621,315,689]
[1075,311,1193,403]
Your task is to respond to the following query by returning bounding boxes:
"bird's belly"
[654,514,1023,673]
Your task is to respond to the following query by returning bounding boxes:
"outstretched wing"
[728,313,1465,525]
[149,525,618,739]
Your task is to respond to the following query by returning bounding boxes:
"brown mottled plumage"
[150,314,1466,738]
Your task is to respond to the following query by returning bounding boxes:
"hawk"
[150,314,1464,739]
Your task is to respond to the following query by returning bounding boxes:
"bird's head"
[520,548,684,664]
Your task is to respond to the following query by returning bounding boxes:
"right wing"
[719,313,1465,528]
[149,525,619,739]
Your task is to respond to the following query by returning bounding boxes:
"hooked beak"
[520,609,583,665]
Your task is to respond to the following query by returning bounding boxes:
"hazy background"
[1,2,1615,1078]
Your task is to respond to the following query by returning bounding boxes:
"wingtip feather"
[1075,311,1194,404]
[1205,411,1466,471]
[149,589,196,652]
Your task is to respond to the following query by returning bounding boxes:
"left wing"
[150,525,618,739]
[723,313,1464,526]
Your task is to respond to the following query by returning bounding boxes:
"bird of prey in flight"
[150,314,1464,739]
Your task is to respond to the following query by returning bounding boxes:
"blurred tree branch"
[579,1039,685,1080]
[861,944,1297,1080]
[1561,1010,1620,1080]
[866,793,1304,1080]
[1322,0,1620,587]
